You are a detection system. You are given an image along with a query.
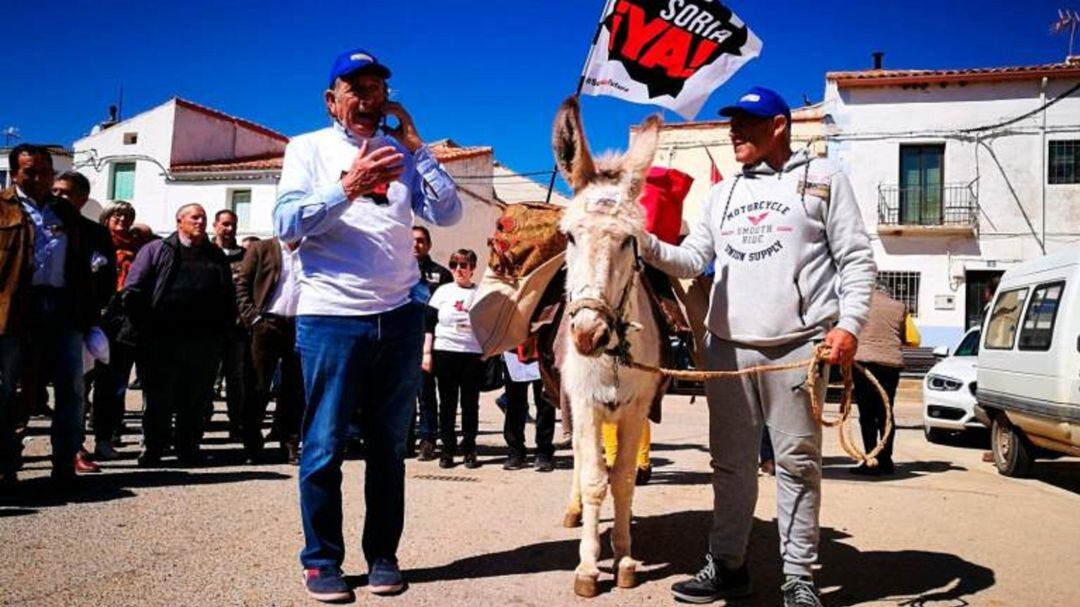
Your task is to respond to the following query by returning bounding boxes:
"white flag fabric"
[580,0,762,119]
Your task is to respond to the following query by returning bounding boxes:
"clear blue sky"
[2,0,1073,187]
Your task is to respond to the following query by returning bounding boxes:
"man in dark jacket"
[212,209,249,438]
[0,145,107,485]
[51,170,117,468]
[235,236,303,464]
[411,225,451,460]
[123,203,236,466]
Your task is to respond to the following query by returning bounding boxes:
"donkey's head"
[552,96,661,357]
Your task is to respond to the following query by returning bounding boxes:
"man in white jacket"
[646,87,876,607]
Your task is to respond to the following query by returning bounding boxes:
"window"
[877,271,921,317]
[0,169,7,188]
[898,144,944,225]
[110,162,135,200]
[954,329,981,357]
[1048,140,1080,184]
[985,288,1029,350]
[123,132,138,145]
[229,189,252,232]
[1018,282,1065,350]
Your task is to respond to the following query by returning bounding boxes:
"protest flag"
[579,0,763,119]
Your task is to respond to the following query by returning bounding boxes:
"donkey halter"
[565,234,644,363]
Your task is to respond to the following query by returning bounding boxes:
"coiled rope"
[623,343,893,467]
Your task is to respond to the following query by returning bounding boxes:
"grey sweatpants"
[704,335,826,577]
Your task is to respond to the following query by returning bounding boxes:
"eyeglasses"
[449,261,473,270]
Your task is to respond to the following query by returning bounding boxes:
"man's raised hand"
[341,140,405,201]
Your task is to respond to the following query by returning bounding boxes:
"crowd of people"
[0,146,568,483]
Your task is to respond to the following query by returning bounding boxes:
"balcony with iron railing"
[876,182,979,236]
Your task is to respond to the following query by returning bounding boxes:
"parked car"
[975,249,1080,477]
[923,327,982,443]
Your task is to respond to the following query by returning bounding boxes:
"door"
[899,144,944,225]
[965,270,1004,330]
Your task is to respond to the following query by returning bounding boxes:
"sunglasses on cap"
[449,261,473,270]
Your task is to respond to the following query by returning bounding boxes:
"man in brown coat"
[235,236,304,464]
[852,287,910,476]
[0,145,106,486]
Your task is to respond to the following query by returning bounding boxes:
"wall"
[171,104,285,165]
[163,178,280,237]
[72,100,177,229]
[825,76,1080,346]
[419,153,502,266]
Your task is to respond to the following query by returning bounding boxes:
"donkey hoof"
[616,565,637,589]
[574,574,599,598]
[563,510,582,528]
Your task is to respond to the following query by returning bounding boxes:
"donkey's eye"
[566,233,576,246]
[620,236,633,249]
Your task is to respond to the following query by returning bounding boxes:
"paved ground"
[2,381,1078,606]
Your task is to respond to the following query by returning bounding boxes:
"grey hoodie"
[644,148,876,347]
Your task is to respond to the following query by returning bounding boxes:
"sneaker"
[94,441,120,461]
[503,454,526,470]
[137,451,162,468]
[50,465,77,487]
[534,456,554,473]
[302,567,353,603]
[284,442,300,466]
[74,450,102,473]
[367,557,404,595]
[781,575,822,607]
[463,451,479,469]
[554,432,572,449]
[439,454,454,469]
[635,466,652,486]
[417,440,436,462]
[671,554,751,603]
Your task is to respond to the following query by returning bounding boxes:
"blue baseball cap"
[328,48,391,88]
[719,86,791,120]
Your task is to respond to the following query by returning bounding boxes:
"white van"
[975,249,1080,477]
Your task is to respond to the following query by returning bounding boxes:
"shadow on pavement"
[1027,460,1080,496]
[406,509,995,605]
[0,469,290,514]
[822,456,966,482]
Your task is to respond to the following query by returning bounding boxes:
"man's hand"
[382,101,423,153]
[824,327,858,366]
[341,140,405,201]
[421,351,433,373]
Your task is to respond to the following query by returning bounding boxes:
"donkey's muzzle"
[571,314,612,357]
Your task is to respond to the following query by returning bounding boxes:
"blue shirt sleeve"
[410,146,463,227]
[273,138,352,243]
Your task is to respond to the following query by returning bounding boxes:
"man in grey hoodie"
[644,87,876,607]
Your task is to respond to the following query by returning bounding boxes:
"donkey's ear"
[552,96,596,193]
[621,114,662,201]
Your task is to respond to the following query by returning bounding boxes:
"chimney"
[872,52,884,70]
[98,105,119,131]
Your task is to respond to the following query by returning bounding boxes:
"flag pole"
[545,0,615,204]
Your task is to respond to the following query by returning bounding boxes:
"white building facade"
[824,61,1080,347]
[72,98,287,231]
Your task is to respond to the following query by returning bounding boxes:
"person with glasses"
[424,249,484,470]
[274,48,461,602]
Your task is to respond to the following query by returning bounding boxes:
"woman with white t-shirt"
[424,249,484,469]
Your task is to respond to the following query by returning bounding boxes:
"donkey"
[552,97,666,598]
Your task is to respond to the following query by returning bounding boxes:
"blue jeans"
[0,335,22,476]
[22,291,85,469]
[296,303,423,569]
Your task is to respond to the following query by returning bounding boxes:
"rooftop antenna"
[1051,8,1080,58]
[3,126,20,146]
